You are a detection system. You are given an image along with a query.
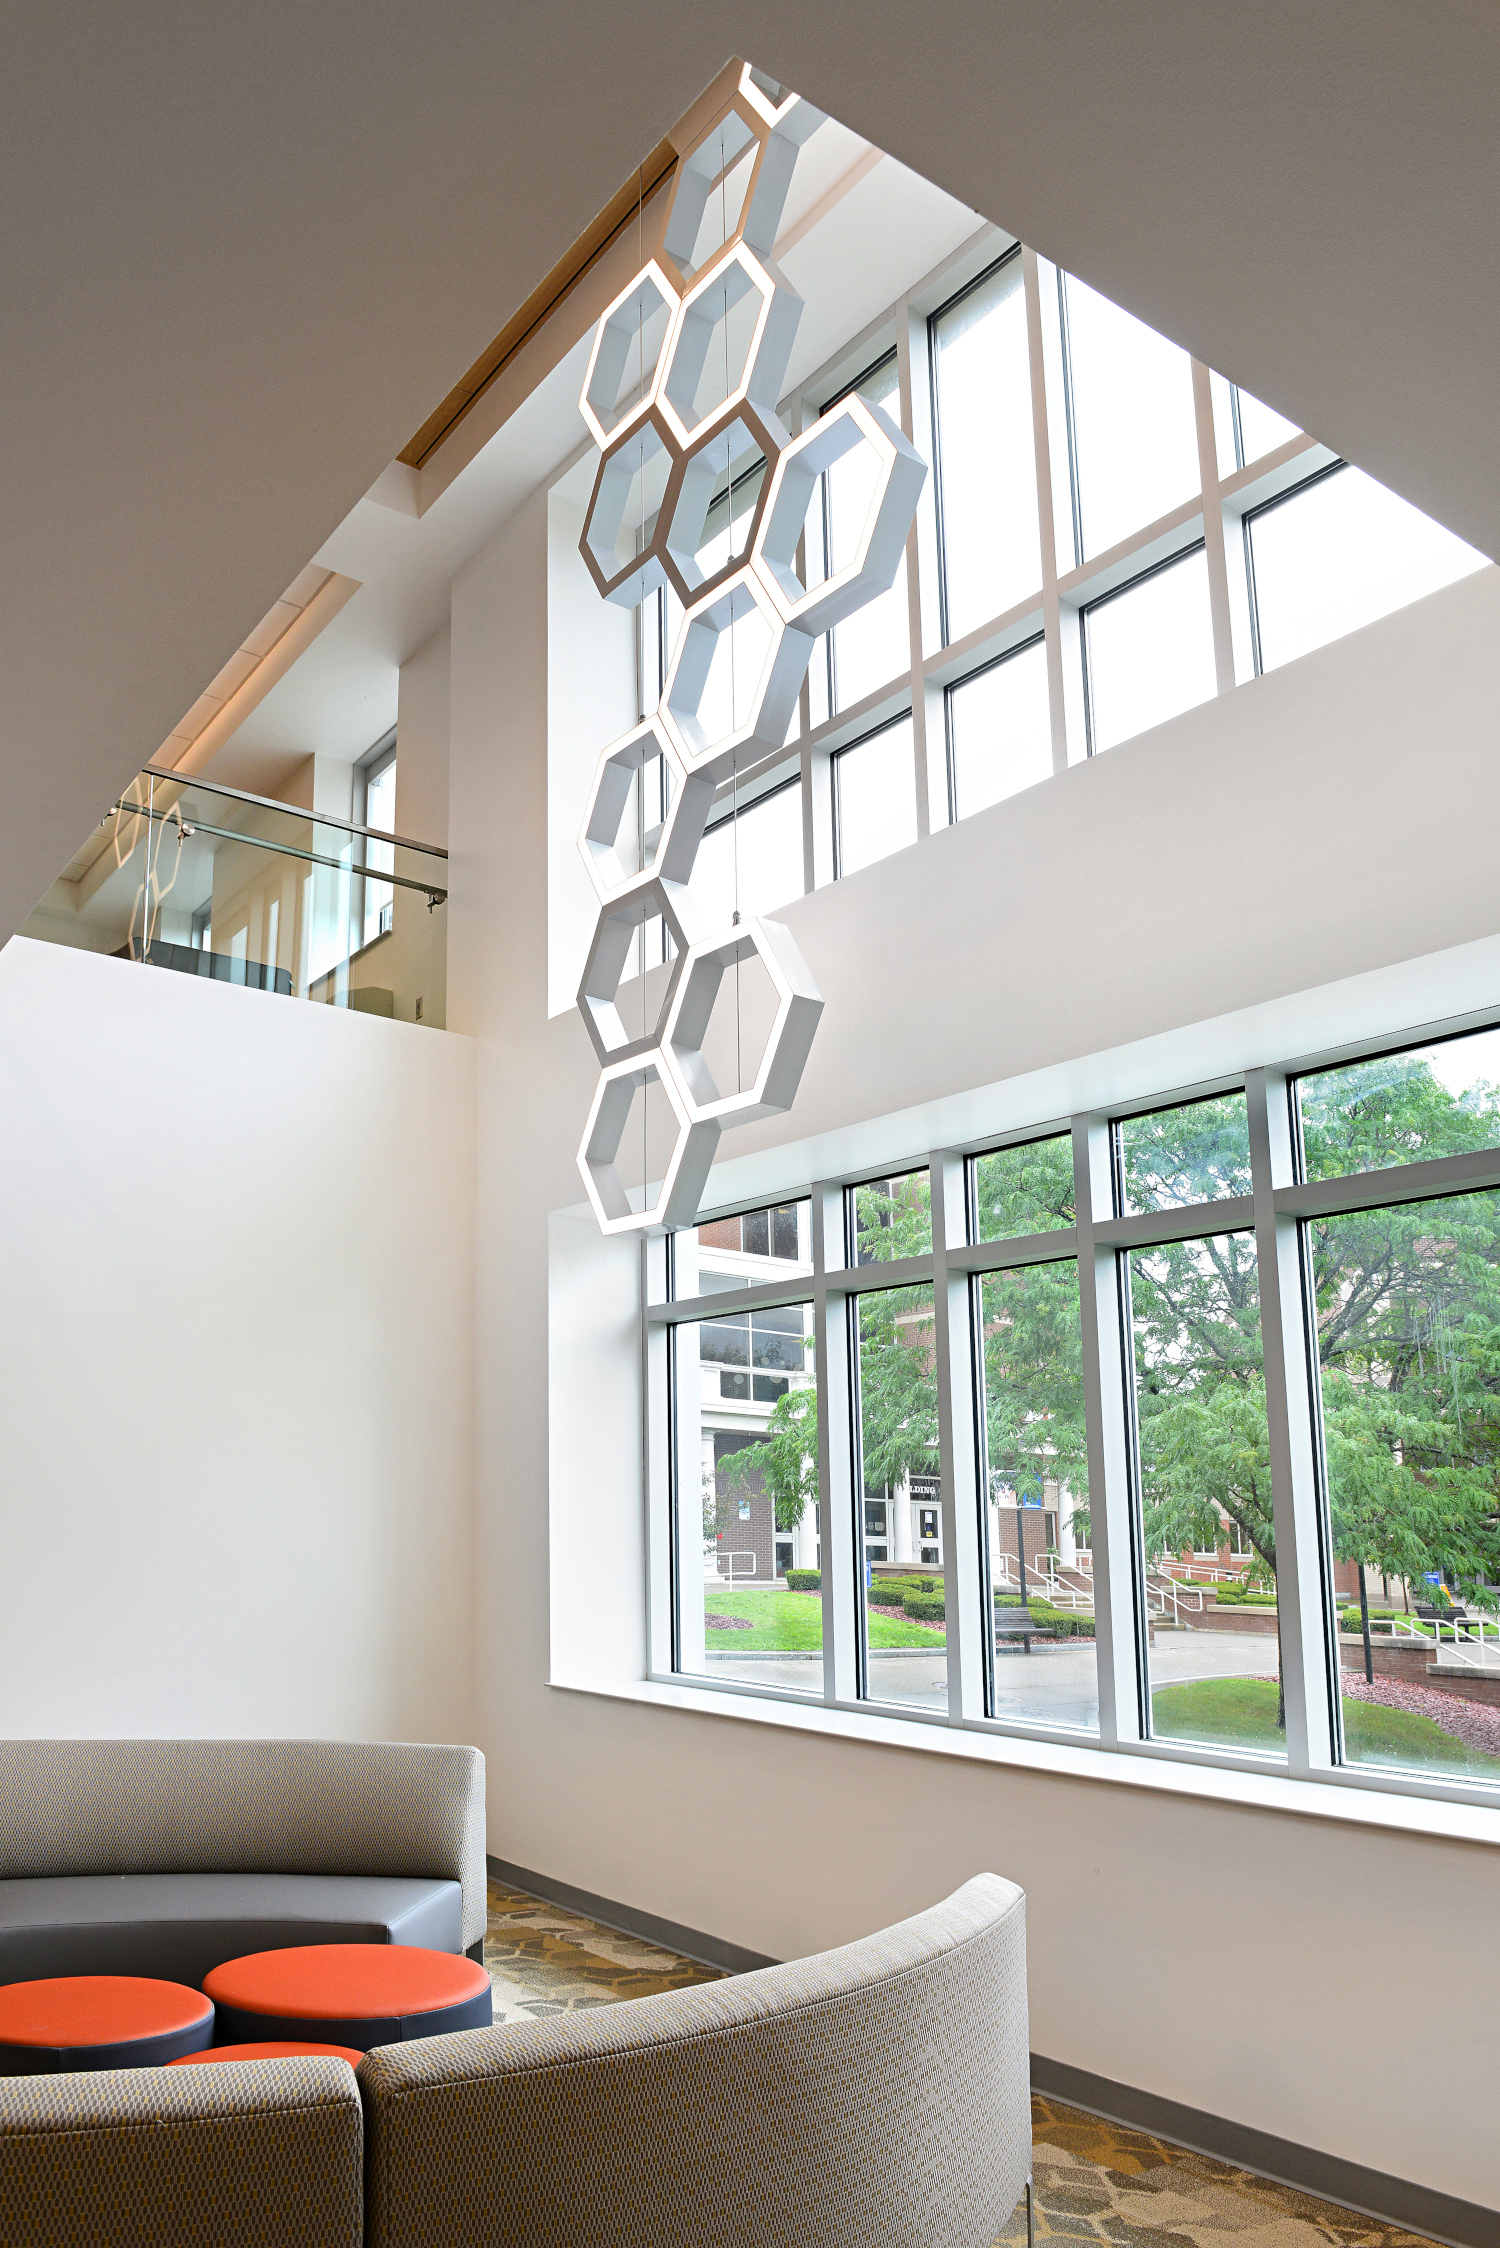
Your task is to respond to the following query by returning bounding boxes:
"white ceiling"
[4,2,1497,939]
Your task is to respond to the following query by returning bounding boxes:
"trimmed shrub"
[785,1569,821,1592]
[869,1576,937,1606]
[902,1592,946,1622]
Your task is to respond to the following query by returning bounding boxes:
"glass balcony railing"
[21,766,449,1027]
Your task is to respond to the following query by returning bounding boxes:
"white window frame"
[642,1009,1500,1815]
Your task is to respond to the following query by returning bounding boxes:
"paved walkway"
[706,1629,1282,1731]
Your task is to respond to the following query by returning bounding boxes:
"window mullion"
[1246,1067,1337,1775]
[643,1234,674,1677]
[667,1227,705,1678]
[931,1150,984,1723]
[894,299,933,843]
[811,1182,858,1703]
[1022,247,1073,776]
[1072,1115,1142,1746]
[1191,357,1237,696]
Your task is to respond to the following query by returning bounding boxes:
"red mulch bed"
[1340,1672,1500,1758]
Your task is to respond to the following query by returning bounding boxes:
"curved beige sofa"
[360,1870,1028,2248]
[1,1751,1027,2248]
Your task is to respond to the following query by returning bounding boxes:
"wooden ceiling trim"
[397,138,678,470]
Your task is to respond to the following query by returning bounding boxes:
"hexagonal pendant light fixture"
[573,62,929,1234]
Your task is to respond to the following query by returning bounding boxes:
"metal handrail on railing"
[1144,1572,1211,1624]
[110,799,448,908]
[140,765,449,859]
[992,1552,1095,1611]
[1428,1615,1500,1668]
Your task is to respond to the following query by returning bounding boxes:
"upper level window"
[971,1134,1075,1240]
[1209,372,1299,475]
[946,636,1051,819]
[1116,1093,1252,1216]
[807,353,911,724]
[1058,272,1200,562]
[1082,545,1216,754]
[832,714,917,878]
[1296,1026,1500,1182]
[691,779,803,924]
[930,250,1041,643]
[1246,462,1487,676]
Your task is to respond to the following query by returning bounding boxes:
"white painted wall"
[0,936,476,1743]
[395,620,451,850]
[546,490,635,1020]
[448,480,1500,2208]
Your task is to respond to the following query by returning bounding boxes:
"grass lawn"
[1152,1676,1500,1774]
[703,1587,943,1651]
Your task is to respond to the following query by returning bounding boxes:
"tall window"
[668,1202,819,1687]
[1297,1032,1500,1784]
[931,250,1041,643]
[807,353,911,724]
[977,1251,1095,1732]
[1058,271,1200,562]
[648,1027,1500,1802]
[360,748,397,946]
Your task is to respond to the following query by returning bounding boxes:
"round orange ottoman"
[0,1976,214,2075]
[170,2040,364,2067]
[203,1945,492,2053]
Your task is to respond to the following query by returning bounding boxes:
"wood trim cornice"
[397,139,677,470]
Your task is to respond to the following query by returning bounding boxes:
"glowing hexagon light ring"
[576,871,700,1068]
[578,1051,721,1236]
[751,392,928,637]
[658,76,824,289]
[658,243,802,453]
[579,405,677,611]
[660,396,788,607]
[662,916,824,1127]
[661,564,815,785]
[737,65,826,146]
[577,717,717,905]
[579,260,681,452]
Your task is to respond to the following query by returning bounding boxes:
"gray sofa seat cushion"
[0,1872,462,1990]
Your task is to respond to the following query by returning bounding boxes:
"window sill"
[549,1671,1500,1848]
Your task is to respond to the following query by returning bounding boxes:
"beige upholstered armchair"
[360,1871,1030,2248]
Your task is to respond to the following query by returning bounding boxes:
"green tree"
[1303,1054,1500,1605]
[850,1174,942,1497]
[724,1067,1500,1627]
[722,1370,819,1534]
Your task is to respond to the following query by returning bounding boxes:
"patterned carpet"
[484,1881,1437,2248]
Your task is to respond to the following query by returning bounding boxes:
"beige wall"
[448,480,1500,2206]
[0,935,477,1742]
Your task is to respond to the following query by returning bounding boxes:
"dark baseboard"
[483,1864,1492,2248]
[485,1856,778,1976]
[1031,2055,1497,2248]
